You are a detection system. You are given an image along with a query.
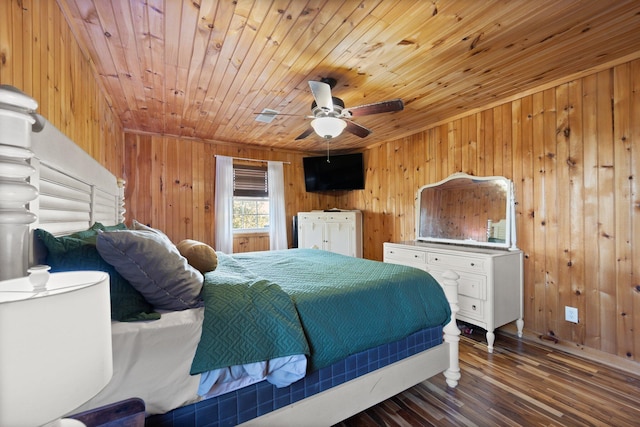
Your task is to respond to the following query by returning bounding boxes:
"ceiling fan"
[294,78,404,140]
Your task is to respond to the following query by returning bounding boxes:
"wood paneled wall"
[233,232,270,253]
[0,0,123,177]
[336,59,640,364]
[122,133,336,248]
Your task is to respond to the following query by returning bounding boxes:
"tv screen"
[303,153,365,192]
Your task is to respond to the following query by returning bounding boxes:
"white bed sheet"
[71,307,306,416]
[198,354,307,398]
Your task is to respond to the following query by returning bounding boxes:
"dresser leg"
[516,318,524,338]
[486,330,495,353]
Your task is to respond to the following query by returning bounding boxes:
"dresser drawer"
[325,213,358,222]
[458,295,485,321]
[427,253,486,273]
[430,269,486,299]
[384,247,427,264]
[298,213,319,222]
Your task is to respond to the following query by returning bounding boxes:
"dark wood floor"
[335,330,640,427]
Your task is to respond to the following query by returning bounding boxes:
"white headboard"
[0,85,124,280]
[30,116,124,235]
[28,116,125,264]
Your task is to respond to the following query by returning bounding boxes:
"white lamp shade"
[0,271,113,427]
[310,117,347,138]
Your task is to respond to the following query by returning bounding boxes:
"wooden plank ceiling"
[58,0,640,153]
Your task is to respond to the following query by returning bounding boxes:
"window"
[232,164,269,232]
[233,197,269,230]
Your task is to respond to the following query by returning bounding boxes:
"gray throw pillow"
[96,230,204,311]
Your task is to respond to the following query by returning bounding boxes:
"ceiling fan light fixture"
[311,117,347,139]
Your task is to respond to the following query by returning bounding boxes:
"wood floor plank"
[335,331,640,427]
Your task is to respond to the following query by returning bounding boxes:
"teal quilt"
[225,249,451,372]
[189,254,310,375]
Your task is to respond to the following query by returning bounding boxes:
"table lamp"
[0,269,113,426]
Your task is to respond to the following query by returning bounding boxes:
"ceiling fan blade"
[308,81,333,111]
[345,121,372,138]
[343,99,404,117]
[295,127,315,140]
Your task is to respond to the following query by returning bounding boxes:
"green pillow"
[66,223,128,243]
[34,228,159,322]
[92,222,129,231]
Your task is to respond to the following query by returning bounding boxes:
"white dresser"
[298,211,363,258]
[384,241,523,352]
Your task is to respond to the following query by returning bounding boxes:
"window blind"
[233,164,268,197]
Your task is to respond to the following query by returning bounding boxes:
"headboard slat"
[39,163,93,193]
[39,184,92,205]
[37,208,91,223]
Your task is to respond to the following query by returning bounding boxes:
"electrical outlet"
[565,306,578,323]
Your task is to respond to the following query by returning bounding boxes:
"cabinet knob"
[414,254,419,258]
[472,305,477,311]
[470,262,475,266]
[434,257,439,261]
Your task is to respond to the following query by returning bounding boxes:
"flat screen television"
[303,153,365,192]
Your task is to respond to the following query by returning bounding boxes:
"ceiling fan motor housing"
[320,77,337,88]
[311,96,345,116]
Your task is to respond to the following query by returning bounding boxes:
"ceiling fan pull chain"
[326,139,331,163]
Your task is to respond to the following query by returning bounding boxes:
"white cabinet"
[298,211,363,258]
[384,241,523,353]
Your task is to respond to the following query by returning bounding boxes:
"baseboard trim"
[498,324,640,376]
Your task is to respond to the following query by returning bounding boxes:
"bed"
[0,91,460,427]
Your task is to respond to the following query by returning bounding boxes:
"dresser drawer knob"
[414,254,419,258]
[472,305,477,310]
[470,262,475,266]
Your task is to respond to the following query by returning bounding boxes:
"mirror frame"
[415,172,518,250]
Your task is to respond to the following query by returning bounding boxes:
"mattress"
[71,308,306,416]
[146,325,444,426]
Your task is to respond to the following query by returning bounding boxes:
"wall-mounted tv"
[303,153,365,192]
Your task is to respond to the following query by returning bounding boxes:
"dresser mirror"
[416,172,517,250]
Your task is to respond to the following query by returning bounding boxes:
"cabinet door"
[325,221,353,256]
[298,218,325,249]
